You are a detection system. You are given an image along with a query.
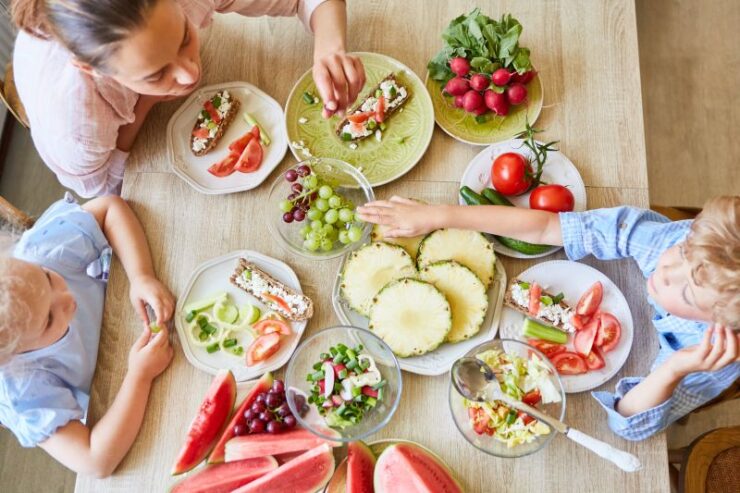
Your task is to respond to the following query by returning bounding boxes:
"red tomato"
[235,138,263,173]
[203,100,222,123]
[522,390,542,406]
[228,131,254,154]
[246,333,281,366]
[571,314,588,331]
[192,127,210,139]
[576,282,603,317]
[376,96,386,122]
[207,153,238,177]
[347,111,374,124]
[250,125,260,139]
[584,348,606,370]
[528,339,566,359]
[361,386,378,398]
[253,319,292,336]
[529,184,575,213]
[574,316,599,356]
[596,312,622,353]
[518,411,535,425]
[550,352,588,375]
[263,293,291,313]
[468,407,491,436]
[528,282,542,316]
[491,152,532,196]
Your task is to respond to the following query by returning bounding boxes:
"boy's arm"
[39,328,173,477]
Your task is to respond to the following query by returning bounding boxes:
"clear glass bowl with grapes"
[267,158,374,260]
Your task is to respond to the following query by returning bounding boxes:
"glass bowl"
[285,326,402,442]
[448,338,566,458]
[266,158,374,260]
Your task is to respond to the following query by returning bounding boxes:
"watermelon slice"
[172,370,237,475]
[231,443,335,493]
[225,427,341,462]
[347,441,375,493]
[170,456,277,493]
[208,372,273,464]
[374,443,462,493]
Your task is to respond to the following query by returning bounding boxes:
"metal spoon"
[451,357,642,472]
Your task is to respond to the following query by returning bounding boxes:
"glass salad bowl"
[285,325,402,442]
[266,158,374,260]
[448,338,566,458]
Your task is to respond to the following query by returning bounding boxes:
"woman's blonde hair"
[0,233,34,365]
[684,195,740,329]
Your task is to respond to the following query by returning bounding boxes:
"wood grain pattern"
[75,2,667,492]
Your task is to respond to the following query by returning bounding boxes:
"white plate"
[167,81,288,195]
[458,139,587,258]
[499,260,634,393]
[332,258,507,376]
[175,250,307,382]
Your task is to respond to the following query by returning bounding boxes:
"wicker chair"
[0,62,29,128]
[0,195,34,230]
[670,426,740,493]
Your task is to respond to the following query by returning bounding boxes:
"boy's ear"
[70,58,98,77]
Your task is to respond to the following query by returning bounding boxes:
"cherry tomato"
[347,111,374,124]
[528,282,542,316]
[376,96,386,122]
[253,319,292,336]
[203,100,221,123]
[576,281,603,317]
[264,293,291,314]
[574,316,599,356]
[208,153,238,177]
[529,184,575,213]
[235,138,263,173]
[522,390,542,406]
[584,348,606,370]
[491,152,532,196]
[192,127,210,139]
[518,411,535,425]
[596,312,622,353]
[246,333,281,366]
[550,352,588,375]
[528,339,566,359]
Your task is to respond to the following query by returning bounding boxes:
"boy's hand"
[357,196,444,238]
[667,325,740,378]
[128,327,173,383]
[313,49,365,118]
[129,274,175,330]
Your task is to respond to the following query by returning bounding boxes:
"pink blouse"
[13,0,327,197]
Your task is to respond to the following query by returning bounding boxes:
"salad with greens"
[465,349,561,448]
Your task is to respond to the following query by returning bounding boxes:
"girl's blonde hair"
[684,195,740,329]
[0,233,34,365]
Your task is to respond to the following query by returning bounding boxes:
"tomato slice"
[347,111,374,124]
[576,281,603,317]
[571,313,590,331]
[376,95,386,122]
[528,282,542,316]
[584,348,606,370]
[246,333,281,366]
[203,100,222,123]
[192,127,210,139]
[527,339,566,359]
[250,125,260,140]
[234,138,263,173]
[550,351,588,375]
[253,319,292,336]
[518,411,535,426]
[574,316,599,356]
[264,293,291,314]
[596,312,622,353]
[207,153,238,177]
[228,131,253,154]
[522,390,542,406]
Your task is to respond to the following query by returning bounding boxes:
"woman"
[12,0,365,197]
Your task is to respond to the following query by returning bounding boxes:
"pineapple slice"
[369,278,452,357]
[371,224,424,260]
[417,229,496,287]
[340,242,417,316]
[419,260,489,343]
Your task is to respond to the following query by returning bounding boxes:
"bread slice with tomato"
[335,73,409,142]
[504,279,576,333]
[191,90,241,156]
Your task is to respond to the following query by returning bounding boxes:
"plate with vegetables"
[498,260,634,393]
[426,9,543,145]
[458,126,586,258]
[167,81,288,195]
[284,52,434,186]
[175,250,309,382]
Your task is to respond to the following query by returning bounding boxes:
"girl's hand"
[313,49,365,118]
[129,274,175,330]
[667,325,740,378]
[357,196,444,238]
[128,327,173,383]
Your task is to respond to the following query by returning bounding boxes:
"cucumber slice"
[239,304,261,325]
[522,318,568,344]
[496,236,553,255]
[214,301,239,325]
[183,292,228,314]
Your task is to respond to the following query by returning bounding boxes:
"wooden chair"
[669,426,740,493]
[0,62,29,129]
[651,205,702,221]
[0,195,34,230]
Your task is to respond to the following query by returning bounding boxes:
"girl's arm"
[357,197,564,246]
[39,328,173,477]
[82,196,175,327]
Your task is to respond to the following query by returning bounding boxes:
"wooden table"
[75,1,669,491]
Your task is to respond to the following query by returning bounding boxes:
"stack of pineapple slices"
[339,225,495,357]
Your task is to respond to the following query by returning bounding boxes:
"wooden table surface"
[75,1,669,492]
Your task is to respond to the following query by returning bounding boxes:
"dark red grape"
[284,169,298,182]
[233,424,248,436]
[266,420,283,434]
[282,212,294,223]
[276,402,291,417]
[251,402,266,413]
[265,393,280,408]
[309,192,318,202]
[293,209,306,222]
[291,183,303,194]
[294,394,306,412]
[244,408,257,421]
[256,393,266,403]
[296,165,311,177]
[259,411,272,422]
[272,380,285,393]
[249,419,266,434]
[283,415,297,429]
[287,192,297,200]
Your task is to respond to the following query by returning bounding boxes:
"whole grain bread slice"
[190,97,241,156]
[503,279,573,332]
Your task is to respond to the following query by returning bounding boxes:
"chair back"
[680,426,740,493]
[0,195,34,230]
[0,62,30,128]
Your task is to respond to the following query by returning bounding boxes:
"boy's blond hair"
[684,195,740,329]
[0,233,33,365]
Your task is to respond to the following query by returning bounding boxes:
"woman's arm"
[115,95,160,152]
[39,328,173,477]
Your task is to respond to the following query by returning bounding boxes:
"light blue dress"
[560,206,739,441]
[0,194,111,447]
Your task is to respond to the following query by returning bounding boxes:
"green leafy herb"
[515,122,559,192]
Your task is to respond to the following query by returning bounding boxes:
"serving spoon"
[451,357,642,472]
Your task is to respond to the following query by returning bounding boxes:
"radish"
[449,57,470,76]
[453,95,464,108]
[469,73,490,92]
[444,76,470,97]
[462,90,484,113]
[484,89,509,116]
[506,83,528,105]
[473,106,488,116]
[491,68,513,86]
[512,70,537,85]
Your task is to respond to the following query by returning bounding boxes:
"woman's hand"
[129,274,175,329]
[313,49,365,118]
[357,196,444,238]
[667,325,740,378]
[128,327,173,384]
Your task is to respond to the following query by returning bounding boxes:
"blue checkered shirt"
[559,207,739,441]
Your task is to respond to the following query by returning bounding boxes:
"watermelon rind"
[170,456,278,493]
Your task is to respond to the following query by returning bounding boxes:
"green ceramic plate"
[425,72,544,145]
[284,52,434,186]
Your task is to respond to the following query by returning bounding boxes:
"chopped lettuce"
[325,411,354,429]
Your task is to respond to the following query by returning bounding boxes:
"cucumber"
[522,318,568,344]
[496,236,554,255]
[183,292,228,315]
[481,188,514,207]
[459,186,490,206]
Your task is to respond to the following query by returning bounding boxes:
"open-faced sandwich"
[504,279,575,333]
[336,73,409,142]
[230,258,314,321]
[191,90,240,156]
